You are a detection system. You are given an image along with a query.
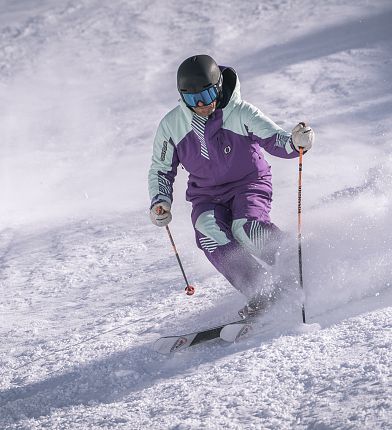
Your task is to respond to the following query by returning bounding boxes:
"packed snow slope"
[1,0,391,429]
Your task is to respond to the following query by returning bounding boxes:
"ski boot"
[238,292,272,320]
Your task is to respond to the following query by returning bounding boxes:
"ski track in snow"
[0,0,392,429]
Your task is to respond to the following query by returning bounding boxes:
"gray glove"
[292,122,314,152]
[150,201,172,227]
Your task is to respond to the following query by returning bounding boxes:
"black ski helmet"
[177,55,222,95]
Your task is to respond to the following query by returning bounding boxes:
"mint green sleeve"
[244,103,299,159]
[148,118,179,206]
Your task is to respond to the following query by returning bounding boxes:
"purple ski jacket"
[148,67,299,207]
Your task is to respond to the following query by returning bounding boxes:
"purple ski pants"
[191,185,283,298]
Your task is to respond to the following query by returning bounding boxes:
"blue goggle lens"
[182,86,219,107]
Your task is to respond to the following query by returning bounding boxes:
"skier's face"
[193,100,217,117]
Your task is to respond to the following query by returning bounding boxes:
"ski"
[153,319,249,354]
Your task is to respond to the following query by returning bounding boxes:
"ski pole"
[164,225,195,296]
[298,147,306,323]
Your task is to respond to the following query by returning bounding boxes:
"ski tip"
[153,336,186,354]
[152,338,173,355]
[153,333,197,355]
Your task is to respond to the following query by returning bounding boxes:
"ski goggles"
[181,85,219,108]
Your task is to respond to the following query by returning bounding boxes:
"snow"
[0,0,391,428]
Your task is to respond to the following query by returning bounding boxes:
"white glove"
[150,201,172,227]
[292,122,314,152]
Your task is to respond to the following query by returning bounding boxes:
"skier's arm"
[245,105,300,159]
[148,119,179,208]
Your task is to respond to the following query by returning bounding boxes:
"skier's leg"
[232,216,297,288]
[230,185,295,316]
[191,202,269,298]
[230,185,283,265]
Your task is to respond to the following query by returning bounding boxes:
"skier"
[148,54,314,318]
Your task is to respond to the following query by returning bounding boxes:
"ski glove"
[292,122,314,152]
[150,201,172,227]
